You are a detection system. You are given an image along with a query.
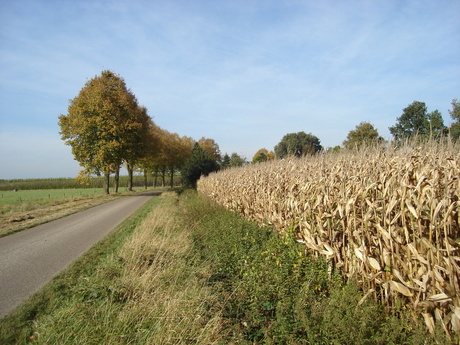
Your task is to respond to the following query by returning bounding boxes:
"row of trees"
[60,71,458,191]
[59,71,222,193]
[251,99,460,163]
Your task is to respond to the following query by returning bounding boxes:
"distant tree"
[343,122,383,149]
[198,137,222,162]
[181,143,219,189]
[221,153,231,169]
[229,153,246,167]
[59,70,145,194]
[137,123,161,189]
[448,98,460,140]
[274,132,322,158]
[253,148,268,163]
[252,148,274,163]
[163,132,194,187]
[389,101,446,141]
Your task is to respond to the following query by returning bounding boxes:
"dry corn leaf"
[427,293,451,303]
[368,257,381,271]
[321,243,334,257]
[389,280,413,297]
[423,312,435,334]
[405,200,419,219]
[354,248,364,262]
[451,310,460,332]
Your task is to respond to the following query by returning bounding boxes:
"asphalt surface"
[0,191,161,318]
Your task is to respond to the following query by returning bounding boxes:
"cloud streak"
[0,0,459,178]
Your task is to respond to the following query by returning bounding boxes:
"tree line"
[251,98,460,163]
[59,70,459,191]
[59,70,225,193]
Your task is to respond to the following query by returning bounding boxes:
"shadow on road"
[135,189,171,197]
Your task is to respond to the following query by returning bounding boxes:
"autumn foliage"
[59,70,218,193]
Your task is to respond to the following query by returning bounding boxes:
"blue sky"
[1,0,459,179]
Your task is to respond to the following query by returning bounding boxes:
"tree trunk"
[127,164,133,192]
[114,168,120,193]
[161,167,166,187]
[153,169,158,188]
[169,165,174,188]
[143,169,148,190]
[104,173,110,194]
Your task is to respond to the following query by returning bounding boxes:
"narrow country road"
[0,191,161,319]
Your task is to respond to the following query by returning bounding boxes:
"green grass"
[0,191,451,344]
[0,188,104,205]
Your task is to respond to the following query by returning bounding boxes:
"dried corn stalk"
[197,140,460,336]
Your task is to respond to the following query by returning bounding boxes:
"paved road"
[0,191,161,318]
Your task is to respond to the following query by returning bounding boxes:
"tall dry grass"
[8,193,223,345]
[197,140,460,338]
[114,192,223,344]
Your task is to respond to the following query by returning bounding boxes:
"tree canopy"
[274,132,322,158]
[449,98,460,140]
[229,153,246,167]
[181,143,219,189]
[198,137,222,162]
[252,148,275,163]
[59,70,150,194]
[343,122,383,149]
[389,101,446,141]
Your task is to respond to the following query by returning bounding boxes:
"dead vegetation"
[198,139,460,338]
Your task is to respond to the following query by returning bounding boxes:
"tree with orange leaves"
[59,70,149,194]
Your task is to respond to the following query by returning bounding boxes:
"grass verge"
[0,189,162,238]
[0,191,451,344]
[181,191,449,344]
[0,192,222,344]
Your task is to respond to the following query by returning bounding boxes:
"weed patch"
[182,190,448,344]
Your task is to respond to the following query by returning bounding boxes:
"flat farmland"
[0,188,104,205]
[0,188,120,237]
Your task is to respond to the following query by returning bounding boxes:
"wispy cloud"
[0,0,459,178]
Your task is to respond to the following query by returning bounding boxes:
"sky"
[0,0,459,179]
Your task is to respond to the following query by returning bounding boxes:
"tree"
[274,132,322,158]
[125,105,154,191]
[389,101,446,141]
[136,123,162,189]
[229,153,246,167]
[252,148,275,163]
[59,70,145,194]
[181,143,219,189]
[198,137,222,162]
[343,122,383,149]
[221,153,231,169]
[449,98,460,140]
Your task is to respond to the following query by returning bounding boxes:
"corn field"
[197,140,460,338]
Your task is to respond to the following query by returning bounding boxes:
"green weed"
[183,190,448,344]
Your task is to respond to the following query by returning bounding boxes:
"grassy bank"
[0,191,449,344]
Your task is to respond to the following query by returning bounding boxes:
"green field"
[0,189,104,206]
